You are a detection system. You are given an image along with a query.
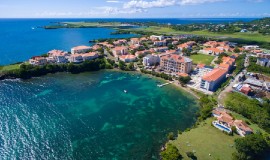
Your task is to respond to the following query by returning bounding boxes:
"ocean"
[0,18,255,65]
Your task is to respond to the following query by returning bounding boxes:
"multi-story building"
[160,54,192,74]
[119,55,136,63]
[112,46,128,57]
[71,46,92,54]
[82,52,99,61]
[200,68,227,91]
[29,56,47,65]
[48,50,68,63]
[143,54,160,66]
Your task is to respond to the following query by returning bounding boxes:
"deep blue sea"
[0,18,255,65]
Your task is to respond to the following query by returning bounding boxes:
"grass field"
[170,118,239,160]
[127,26,270,43]
[190,54,215,65]
[0,64,21,73]
[230,112,267,134]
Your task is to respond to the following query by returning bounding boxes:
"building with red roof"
[160,54,192,74]
[200,68,228,91]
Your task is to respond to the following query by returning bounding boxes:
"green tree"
[233,134,269,160]
[179,76,191,86]
[167,132,175,140]
[160,144,182,160]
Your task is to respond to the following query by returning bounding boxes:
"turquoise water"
[0,71,198,159]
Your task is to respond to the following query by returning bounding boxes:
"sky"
[0,0,270,18]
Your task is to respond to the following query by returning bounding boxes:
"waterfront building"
[200,68,227,91]
[69,54,83,63]
[29,56,47,65]
[82,52,99,61]
[48,50,68,63]
[160,54,192,74]
[143,54,160,66]
[71,46,92,54]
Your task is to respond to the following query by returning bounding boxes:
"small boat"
[31,27,35,30]
[124,90,128,93]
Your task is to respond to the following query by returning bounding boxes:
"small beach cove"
[0,70,199,159]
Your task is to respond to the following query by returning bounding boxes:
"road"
[218,55,248,105]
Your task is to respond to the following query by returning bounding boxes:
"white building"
[143,54,160,66]
[48,50,68,63]
[119,55,136,63]
[112,46,128,57]
[200,68,227,91]
[82,52,99,61]
[150,35,165,41]
[69,54,83,63]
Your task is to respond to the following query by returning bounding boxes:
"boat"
[124,90,128,93]
[31,27,35,30]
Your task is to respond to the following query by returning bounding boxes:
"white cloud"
[106,0,122,3]
[124,0,176,9]
[36,7,145,17]
[179,0,225,5]
[124,0,225,9]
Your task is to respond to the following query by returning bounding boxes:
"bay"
[0,71,198,159]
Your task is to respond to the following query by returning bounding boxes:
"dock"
[157,82,173,88]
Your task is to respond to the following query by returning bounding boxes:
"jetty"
[157,82,173,88]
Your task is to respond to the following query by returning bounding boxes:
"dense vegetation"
[224,92,270,132]
[140,69,173,81]
[197,95,217,121]
[0,57,114,80]
[170,17,270,35]
[160,144,182,160]
[233,134,270,160]
[248,56,270,75]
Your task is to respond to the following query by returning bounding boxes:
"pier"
[157,82,173,88]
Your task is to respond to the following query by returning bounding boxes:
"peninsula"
[1,20,270,160]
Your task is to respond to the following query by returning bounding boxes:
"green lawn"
[127,26,270,43]
[170,118,239,160]
[0,64,21,73]
[190,54,215,65]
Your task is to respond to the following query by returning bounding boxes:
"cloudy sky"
[0,0,269,18]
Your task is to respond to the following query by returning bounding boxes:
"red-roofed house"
[48,50,68,63]
[82,52,99,61]
[71,46,92,54]
[29,56,47,65]
[112,46,128,57]
[234,120,253,137]
[201,48,223,55]
[119,55,136,63]
[200,68,227,91]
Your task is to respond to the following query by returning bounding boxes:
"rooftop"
[202,68,227,82]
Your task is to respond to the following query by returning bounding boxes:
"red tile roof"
[202,68,227,82]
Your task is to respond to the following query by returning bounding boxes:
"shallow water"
[0,71,198,159]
